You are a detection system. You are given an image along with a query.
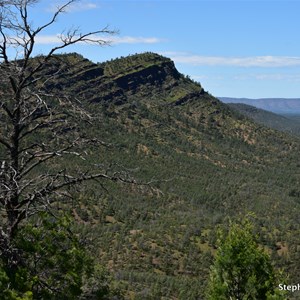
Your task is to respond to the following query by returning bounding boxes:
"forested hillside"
[43,53,300,298]
[2,52,300,299]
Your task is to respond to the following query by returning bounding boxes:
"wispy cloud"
[191,75,225,81]
[35,35,164,45]
[255,74,300,81]
[48,1,98,13]
[167,54,300,68]
[111,36,165,44]
[234,73,300,82]
[35,35,62,44]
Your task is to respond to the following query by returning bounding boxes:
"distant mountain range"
[227,103,300,137]
[219,97,300,114]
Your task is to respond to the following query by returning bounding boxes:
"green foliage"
[99,52,171,77]
[0,267,33,300]
[0,213,114,300]
[206,217,286,300]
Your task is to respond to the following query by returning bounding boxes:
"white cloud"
[48,1,98,13]
[159,51,189,56]
[255,73,300,81]
[233,73,300,82]
[110,36,165,44]
[168,54,300,68]
[191,75,224,81]
[35,35,62,44]
[35,35,164,45]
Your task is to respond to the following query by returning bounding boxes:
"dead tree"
[0,0,121,268]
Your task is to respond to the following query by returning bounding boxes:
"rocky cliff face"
[37,52,294,150]
[42,52,202,105]
[114,61,180,92]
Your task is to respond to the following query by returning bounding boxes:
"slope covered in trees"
[40,52,300,298]
[2,52,300,298]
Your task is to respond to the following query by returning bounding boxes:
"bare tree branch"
[0,1,120,278]
[0,137,11,150]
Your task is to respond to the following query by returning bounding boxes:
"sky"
[14,0,300,98]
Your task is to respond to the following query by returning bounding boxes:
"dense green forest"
[17,52,300,298]
[2,49,300,298]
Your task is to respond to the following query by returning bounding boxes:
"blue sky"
[26,0,300,98]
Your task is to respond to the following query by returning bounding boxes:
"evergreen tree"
[0,212,116,299]
[206,217,286,300]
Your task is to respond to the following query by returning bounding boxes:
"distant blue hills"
[219,97,300,114]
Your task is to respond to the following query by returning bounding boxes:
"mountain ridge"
[228,102,300,137]
[219,96,300,114]
[9,52,300,298]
